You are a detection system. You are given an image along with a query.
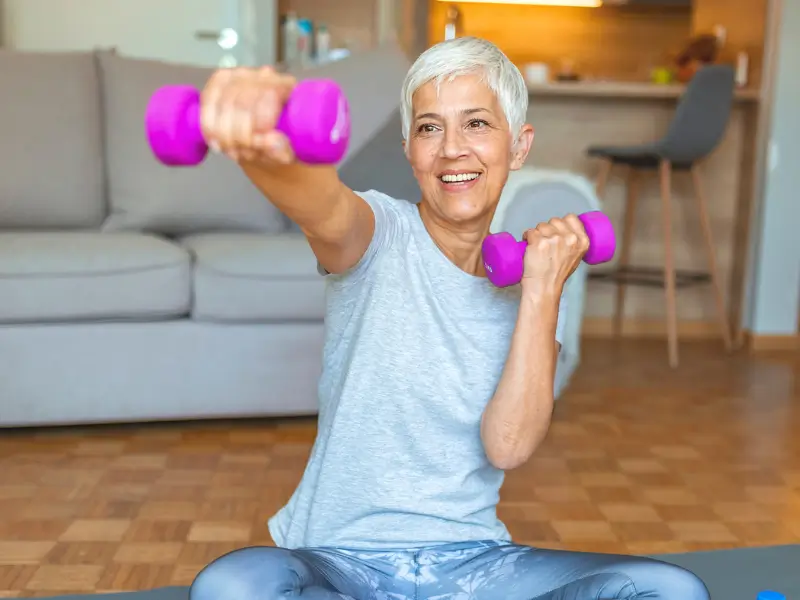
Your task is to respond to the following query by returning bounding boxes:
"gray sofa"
[0,43,591,428]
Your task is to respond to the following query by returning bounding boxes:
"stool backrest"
[657,64,736,165]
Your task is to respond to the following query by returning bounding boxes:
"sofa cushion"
[96,51,287,236]
[0,50,106,228]
[180,233,325,322]
[0,232,191,323]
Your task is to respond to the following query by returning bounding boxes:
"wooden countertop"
[526,80,760,101]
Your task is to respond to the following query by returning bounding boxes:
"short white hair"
[400,37,528,143]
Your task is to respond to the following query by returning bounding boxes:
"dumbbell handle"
[145,79,350,166]
[482,211,616,288]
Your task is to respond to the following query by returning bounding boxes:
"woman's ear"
[510,125,534,170]
[402,138,409,158]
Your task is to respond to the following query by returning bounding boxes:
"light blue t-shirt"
[269,189,566,550]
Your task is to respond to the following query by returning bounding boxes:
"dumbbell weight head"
[578,210,616,265]
[277,78,351,164]
[482,232,527,288]
[146,85,208,166]
[482,211,616,288]
[144,79,351,167]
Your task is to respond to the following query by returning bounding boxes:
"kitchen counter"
[526,80,761,101]
[521,83,760,334]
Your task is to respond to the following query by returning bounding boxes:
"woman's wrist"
[517,283,561,341]
[520,278,563,305]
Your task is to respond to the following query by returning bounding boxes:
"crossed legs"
[190,541,709,600]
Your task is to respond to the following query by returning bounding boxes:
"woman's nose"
[440,129,469,159]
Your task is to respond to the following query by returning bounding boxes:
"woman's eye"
[468,119,489,129]
[418,123,437,133]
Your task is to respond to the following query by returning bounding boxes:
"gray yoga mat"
[32,544,800,600]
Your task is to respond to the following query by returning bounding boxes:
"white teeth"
[440,172,480,183]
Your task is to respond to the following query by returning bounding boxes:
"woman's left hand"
[520,214,590,296]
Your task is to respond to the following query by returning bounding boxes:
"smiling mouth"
[439,172,481,183]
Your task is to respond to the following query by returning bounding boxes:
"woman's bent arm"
[480,289,561,470]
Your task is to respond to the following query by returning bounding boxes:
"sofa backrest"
[96,50,288,236]
[338,109,420,204]
[98,44,413,236]
[0,43,416,235]
[0,49,106,229]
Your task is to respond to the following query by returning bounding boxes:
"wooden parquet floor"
[0,339,798,597]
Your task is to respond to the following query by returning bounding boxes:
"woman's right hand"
[200,66,298,166]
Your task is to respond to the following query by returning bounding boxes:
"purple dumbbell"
[144,79,351,166]
[482,211,616,288]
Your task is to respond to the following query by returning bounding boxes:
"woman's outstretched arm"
[201,65,374,275]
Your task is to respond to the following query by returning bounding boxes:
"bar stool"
[586,65,736,368]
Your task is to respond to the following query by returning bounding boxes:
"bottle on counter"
[282,11,300,66]
[297,18,313,66]
[316,24,331,64]
[735,50,750,87]
[444,4,462,41]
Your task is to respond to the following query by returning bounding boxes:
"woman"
[191,37,709,599]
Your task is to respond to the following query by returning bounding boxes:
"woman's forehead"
[412,75,499,113]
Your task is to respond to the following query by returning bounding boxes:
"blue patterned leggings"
[189,540,709,600]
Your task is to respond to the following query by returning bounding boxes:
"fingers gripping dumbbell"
[144,79,351,166]
[481,211,616,288]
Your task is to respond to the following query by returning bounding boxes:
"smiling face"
[405,72,534,228]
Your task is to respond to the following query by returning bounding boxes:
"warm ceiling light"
[437,0,602,6]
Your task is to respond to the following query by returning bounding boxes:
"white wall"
[746,0,800,336]
[2,0,276,66]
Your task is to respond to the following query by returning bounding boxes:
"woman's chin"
[419,186,497,225]
[441,201,494,225]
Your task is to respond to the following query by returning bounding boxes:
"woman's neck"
[417,202,491,278]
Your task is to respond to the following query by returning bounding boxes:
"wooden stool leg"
[691,165,734,351]
[595,159,613,199]
[614,167,640,337]
[659,160,679,368]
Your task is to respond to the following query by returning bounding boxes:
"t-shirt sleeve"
[319,189,406,281]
